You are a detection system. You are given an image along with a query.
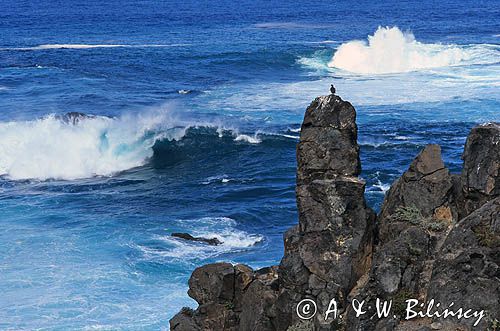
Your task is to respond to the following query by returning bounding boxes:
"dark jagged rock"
[170,97,499,331]
[297,95,361,182]
[459,123,500,217]
[377,144,456,243]
[170,263,278,331]
[187,263,235,305]
[171,232,222,246]
[428,197,499,330]
[347,123,499,331]
[347,144,456,330]
[275,95,375,330]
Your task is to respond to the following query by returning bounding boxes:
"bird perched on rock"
[330,84,336,95]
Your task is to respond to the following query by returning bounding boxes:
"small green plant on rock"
[426,219,447,232]
[287,320,315,331]
[390,205,447,232]
[408,243,423,256]
[473,223,500,248]
[392,290,415,318]
[390,205,423,225]
[487,318,499,331]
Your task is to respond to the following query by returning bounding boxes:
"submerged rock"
[171,232,222,246]
[57,112,95,125]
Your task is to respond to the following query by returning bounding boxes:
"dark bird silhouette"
[330,84,336,95]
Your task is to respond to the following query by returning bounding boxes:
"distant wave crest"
[1,43,189,51]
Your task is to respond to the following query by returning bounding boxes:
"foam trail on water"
[318,26,499,74]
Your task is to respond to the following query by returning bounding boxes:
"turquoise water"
[0,0,499,329]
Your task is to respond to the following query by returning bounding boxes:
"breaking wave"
[0,111,277,181]
[299,26,499,74]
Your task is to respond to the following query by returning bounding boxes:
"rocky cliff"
[170,96,499,331]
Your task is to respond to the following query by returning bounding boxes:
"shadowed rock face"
[380,145,453,220]
[170,96,499,331]
[347,123,499,331]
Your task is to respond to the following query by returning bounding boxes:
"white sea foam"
[373,179,391,194]
[297,27,499,75]
[328,27,500,74]
[233,133,261,144]
[281,134,300,140]
[201,174,231,185]
[176,217,263,249]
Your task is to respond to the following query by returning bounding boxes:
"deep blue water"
[0,0,499,329]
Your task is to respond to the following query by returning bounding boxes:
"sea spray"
[298,26,498,75]
[328,26,468,74]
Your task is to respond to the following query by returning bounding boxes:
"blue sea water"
[0,0,499,329]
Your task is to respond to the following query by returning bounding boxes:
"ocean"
[0,0,499,329]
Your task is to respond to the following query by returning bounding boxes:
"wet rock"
[171,232,222,246]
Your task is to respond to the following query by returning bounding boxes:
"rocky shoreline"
[170,95,499,331]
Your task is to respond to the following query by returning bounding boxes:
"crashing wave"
[0,111,286,181]
[329,26,469,74]
[299,26,499,75]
